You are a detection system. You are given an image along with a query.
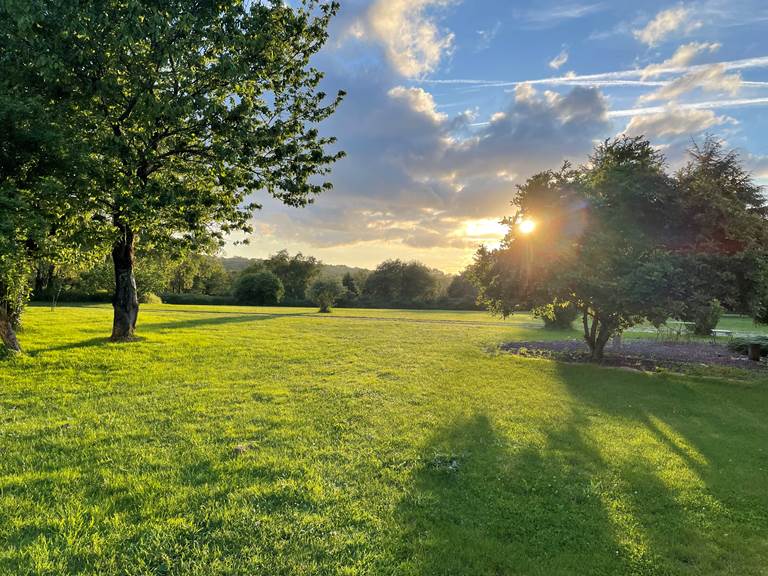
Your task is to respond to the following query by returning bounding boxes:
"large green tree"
[472,137,768,360]
[0,13,102,352]
[8,0,344,340]
[363,260,438,307]
[243,250,321,303]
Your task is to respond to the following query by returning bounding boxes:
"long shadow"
[28,336,114,356]
[392,414,629,575]
[141,312,289,331]
[30,314,285,355]
[554,362,768,574]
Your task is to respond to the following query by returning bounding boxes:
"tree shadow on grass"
[30,313,284,355]
[554,362,768,575]
[141,312,286,332]
[28,336,115,356]
[392,414,630,576]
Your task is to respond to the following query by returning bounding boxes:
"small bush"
[308,278,344,313]
[233,272,284,306]
[533,301,578,330]
[139,292,162,304]
[689,299,723,336]
[727,336,768,357]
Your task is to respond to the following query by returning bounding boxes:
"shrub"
[727,336,768,357]
[533,301,578,330]
[308,278,344,313]
[139,292,162,304]
[232,272,284,306]
[688,299,723,336]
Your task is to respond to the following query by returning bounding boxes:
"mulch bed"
[500,339,768,372]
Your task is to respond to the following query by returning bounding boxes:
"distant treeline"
[32,249,480,310]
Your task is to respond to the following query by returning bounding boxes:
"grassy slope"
[0,305,766,576]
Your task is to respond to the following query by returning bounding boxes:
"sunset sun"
[518,218,537,235]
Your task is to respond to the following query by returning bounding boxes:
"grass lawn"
[1,304,767,575]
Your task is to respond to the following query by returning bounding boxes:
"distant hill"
[317,263,371,280]
[219,256,255,272]
[218,256,372,279]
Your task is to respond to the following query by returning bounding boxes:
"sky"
[225,0,768,273]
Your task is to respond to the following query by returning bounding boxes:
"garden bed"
[501,339,768,372]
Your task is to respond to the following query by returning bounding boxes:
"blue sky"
[227,0,768,272]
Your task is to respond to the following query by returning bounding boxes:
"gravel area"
[500,339,768,372]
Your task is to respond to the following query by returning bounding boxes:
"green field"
[1,305,767,575]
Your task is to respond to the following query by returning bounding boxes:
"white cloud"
[248,75,611,259]
[623,106,730,138]
[608,97,768,118]
[519,3,606,27]
[514,83,538,103]
[356,0,456,78]
[418,55,768,89]
[476,21,501,52]
[641,42,720,78]
[549,49,569,70]
[638,64,741,103]
[388,86,447,124]
[634,6,703,46]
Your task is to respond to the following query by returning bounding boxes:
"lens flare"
[518,218,536,235]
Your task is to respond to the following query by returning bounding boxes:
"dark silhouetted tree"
[472,137,768,360]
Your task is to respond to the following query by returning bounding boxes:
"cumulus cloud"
[549,49,569,70]
[251,73,612,256]
[634,6,702,46]
[387,86,448,124]
[639,63,742,103]
[441,84,610,182]
[623,106,730,138]
[351,0,456,78]
[641,42,720,79]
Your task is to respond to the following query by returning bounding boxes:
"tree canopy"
[363,260,439,307]
[308,277,343,313]
[233,271,284,306]
[3,0,344,340]
[471,136,768,359]
[244,250,322,303]
[0,18,102,351]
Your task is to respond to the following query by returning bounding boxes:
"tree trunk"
[582,307,614,361]
[111,227,139,341]
[0,308,21,353]
[583,308,597,357]
[593,326,612,361]
[0,280,22,353]
[33,264,54,299]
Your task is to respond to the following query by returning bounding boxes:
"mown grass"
[1,304,767,575]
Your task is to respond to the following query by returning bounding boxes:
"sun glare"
[518,218,537,235]
[465,218,507,238]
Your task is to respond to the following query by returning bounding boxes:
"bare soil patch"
[501,339,768,372]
